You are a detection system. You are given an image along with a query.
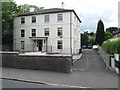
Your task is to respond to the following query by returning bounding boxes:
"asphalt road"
[73,49,106,71]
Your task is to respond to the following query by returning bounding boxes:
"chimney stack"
[61,2,65,8]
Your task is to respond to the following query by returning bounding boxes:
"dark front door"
[38,40,43,51]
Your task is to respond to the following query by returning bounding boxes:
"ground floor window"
[21,41,25,49]
[57,40,63,49]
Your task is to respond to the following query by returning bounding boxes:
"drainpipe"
[70,11,73,64]
[0,2,1,51]
[46,38,48,52]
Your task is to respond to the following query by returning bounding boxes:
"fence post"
[114,54,120,74]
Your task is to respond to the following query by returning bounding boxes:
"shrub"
[116,40,120,54]
[102,40,120,54]
[102,41,111,54]
[109,41,118,54]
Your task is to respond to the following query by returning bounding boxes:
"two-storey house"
[13,8,81,54]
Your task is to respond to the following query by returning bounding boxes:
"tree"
[105,31,112,40]
[89,33,96,45]
[2,1,19,33]
[2,1,19,47]
[2,1,44,50]
[17,4,44,15]
[106,27,118,35]
[96,19,105,46]
[81,31,89,46]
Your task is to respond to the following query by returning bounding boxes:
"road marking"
[87,58,89,69]
[1,77,91,88]
[45,83,90,88]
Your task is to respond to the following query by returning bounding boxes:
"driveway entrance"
[73,49,106,71]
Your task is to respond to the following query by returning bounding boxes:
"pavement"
[1,67,118,88]
[1,49,119,88]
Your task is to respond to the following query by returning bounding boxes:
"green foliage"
[102,40,120,54]
[2,1,44,46]
[2,1,19,33]
[105,31,113,40]
[2,2,44,33]
[106,27,118,35]
[81,31,96,46]
[96,19,105,46]
[116,40,120,53]
[17,4,44,15]
[81,31,89,46]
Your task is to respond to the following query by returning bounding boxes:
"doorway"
[38,40,43,51]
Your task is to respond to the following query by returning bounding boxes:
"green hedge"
[102,40,120,54]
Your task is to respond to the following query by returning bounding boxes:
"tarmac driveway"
[73,49,106,71]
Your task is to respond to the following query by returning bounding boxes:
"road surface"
[73,49,106,71]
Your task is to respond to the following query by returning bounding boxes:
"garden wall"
[2,52,72,73]
[98,45,120,74]
[97,45,111,69]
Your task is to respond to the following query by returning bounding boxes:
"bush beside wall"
[102,40,120,54]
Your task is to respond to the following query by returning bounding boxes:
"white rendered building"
[13,8,81,54]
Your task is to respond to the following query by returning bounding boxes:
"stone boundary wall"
[2,53,72,73]
[97,45,111,69]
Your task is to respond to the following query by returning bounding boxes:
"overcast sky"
[15,0,119,33]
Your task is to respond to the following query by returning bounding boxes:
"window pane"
[32,29,36,37]
[44,15,49,22]
[57,14,63,21]
[57,40,63,49]
[21,41,25,49]
[44,28,49,36]
[57,27,62,36]
[21,17,25,24]
[21,29,25,37]
[32,16,36,23]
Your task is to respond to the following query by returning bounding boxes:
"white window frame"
[21,41,25,49]
[21,17,25,24]
[31,29,36,37]
[57,14,63,21]
[44,28,49,36]
[57,27,63,36]
[21,29,25,37]
[32,16,36,23]
[57,40,63,49]
[44,15,49,23]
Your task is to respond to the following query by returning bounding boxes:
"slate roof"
[18,8,81,23]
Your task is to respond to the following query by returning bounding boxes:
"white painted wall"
[114,54,119,74]
[14,11,81,54]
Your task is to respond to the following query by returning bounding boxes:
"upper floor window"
[31,29,36,37]
[57,27,63,36]
[44,15,49,23]
[57,14,63,21]
[21,17,25,24]
[32,16,36,23]
[57,40,63,49]
[21,29,25,37]
[44,28,49,36]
